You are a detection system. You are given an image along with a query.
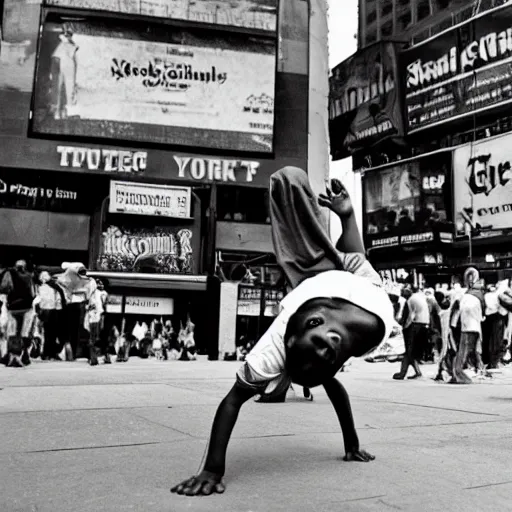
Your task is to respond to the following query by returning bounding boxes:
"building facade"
[0,0,330,359]
[357,0,509,48]
[329,1,512,289]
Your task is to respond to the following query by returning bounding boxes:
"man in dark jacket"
[0,260,36,367]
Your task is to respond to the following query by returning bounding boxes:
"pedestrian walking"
[0,260,36,367]
[56,262,97,360]
[452,268,485,384]
[393,286,429,380]
[483,284,508,369]
[34,271,65,360]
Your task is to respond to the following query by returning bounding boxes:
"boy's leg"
[269,167,340,289]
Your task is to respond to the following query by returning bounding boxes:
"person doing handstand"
[171,167,394,496]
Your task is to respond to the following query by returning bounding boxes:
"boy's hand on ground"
[318,179,354,218]
[171,470,225,496]
[343,449,375,462]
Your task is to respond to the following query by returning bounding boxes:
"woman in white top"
[452,268,485,384]
[35,271,64,361]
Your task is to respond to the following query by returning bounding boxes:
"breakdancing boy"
[171,166,394,496]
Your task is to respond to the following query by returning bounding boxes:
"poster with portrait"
[31,10,277,153]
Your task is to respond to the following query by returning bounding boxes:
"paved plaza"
[1,358,511,512]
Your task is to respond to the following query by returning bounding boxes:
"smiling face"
[284,298,384,388]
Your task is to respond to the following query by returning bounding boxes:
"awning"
[87,271,208,291]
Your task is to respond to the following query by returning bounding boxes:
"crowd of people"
[0,260,197,367]
[385,268,512,383]
[3,258,512,386]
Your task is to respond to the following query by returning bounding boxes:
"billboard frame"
[28,5,280,157]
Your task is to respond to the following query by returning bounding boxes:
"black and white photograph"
[2,1,512,512]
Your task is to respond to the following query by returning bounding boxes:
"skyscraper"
[357,0,508,48]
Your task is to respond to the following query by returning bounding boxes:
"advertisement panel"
[98,225,195,273]
[237,286,261,316]
[363,153,453,249]
[109,181,192,218]
[31,11,277,153]
[453,134,512,239]
[46,0,278,32]
[329,41,405,160]
[404,3,512,132]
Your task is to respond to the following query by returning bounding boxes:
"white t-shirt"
[236,261,394,396]
[460,293,483,334]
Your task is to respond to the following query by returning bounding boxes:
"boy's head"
[284,297,385,388]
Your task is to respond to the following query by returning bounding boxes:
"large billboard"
[453,134,512,240]
[31,10,277,153]
[404,3,512,132]
[328,41,405,160]
[363,153,453,250]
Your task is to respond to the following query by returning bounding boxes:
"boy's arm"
[171,383,257,496]
[318,180,366,255]
[337,213,365,254]
[323,378,375,462]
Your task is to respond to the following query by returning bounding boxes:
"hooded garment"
[270,167,378,290]
[270,167,341,290]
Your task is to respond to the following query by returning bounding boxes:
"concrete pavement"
[1,358,511,512]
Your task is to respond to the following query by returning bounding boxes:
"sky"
[327,0,361,237]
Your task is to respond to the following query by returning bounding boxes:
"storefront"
[0,0,327,359]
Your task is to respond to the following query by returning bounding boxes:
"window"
[435,0,451,9]
[399,10,412,30]
[217,187,270,224]
[366,30,377,44]
[417,0,431,20]
[381,0,393,18]
[381,20,394,38]
[398,0,410,5]
[366,9,377,25]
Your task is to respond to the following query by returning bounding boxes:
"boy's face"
[286,300,383,388]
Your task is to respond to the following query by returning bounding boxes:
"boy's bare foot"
[171,470,225,496]
[343,449,375,462]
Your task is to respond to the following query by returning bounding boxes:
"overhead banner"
[45,0,278,32]
[453,134,512,239]
[31,11,277,153]
[328,41,405,160]
[363,152,453,249]
[109,181,191,219]
[404,3,512,132]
